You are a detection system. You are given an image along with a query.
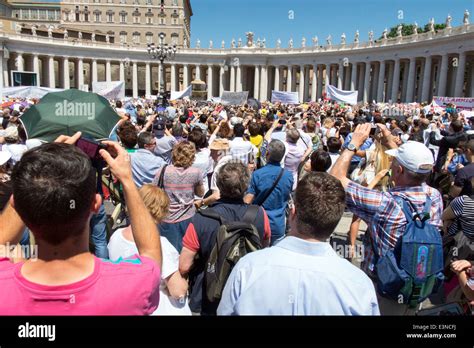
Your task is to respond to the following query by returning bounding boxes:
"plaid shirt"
[346,181,443,277]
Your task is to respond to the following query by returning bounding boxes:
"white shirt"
[229,137,257,165]
[192,148,213,195]
[217,237,380,315]
[107,229,192,316]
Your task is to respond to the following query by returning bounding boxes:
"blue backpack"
[375,196,444,308]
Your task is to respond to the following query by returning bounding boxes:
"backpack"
[375,195,444,308]
[198,205,262,304]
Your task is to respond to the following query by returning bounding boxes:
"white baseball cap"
[385,141,434,174]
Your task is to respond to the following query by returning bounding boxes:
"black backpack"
[198,205,262,304]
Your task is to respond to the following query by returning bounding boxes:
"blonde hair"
[373,140,391,189]
[323,117,334,128]
[172,141,196,168]
[139,184,170,223]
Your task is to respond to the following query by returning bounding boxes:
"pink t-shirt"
[0,255,160,315]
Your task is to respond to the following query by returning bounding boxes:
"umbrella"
[20,89,121,142]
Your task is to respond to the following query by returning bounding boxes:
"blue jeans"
[159,218,192,252]
[90,203,109,259]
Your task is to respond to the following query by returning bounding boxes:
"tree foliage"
[379,23,447,39]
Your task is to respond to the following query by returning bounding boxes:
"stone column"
[230,65,236,92]
[171,63,177,91]
[299,65,305,102]
[157,62,162,91]
[33,54,41,86]
[63,57,70,89]
[470,62,474,97]
[317,66,323,99]
[254,65,260,100]
[405,57,416,102]
[106,60,112,83]
[219,65,225,96]
[0,56,4,92]
[2,56,8,88]
[303,66,310,101]
[236,64,242,92]
[386,62,394,101]
[371,63,380,102]
[350,63,358,91]
[391,59,400,102]
[274,65,280,92]
[311,65,318,101]
[207,64,213,99]
[48,56,56,88]
[286,65,292,92]
[16,53,24,72]
[338,61,344,89]
[454,52,467,97]
[145,62,151,97]
[77,58,84,89]
[132,61,138,98]
[261,65,268,101]
[119,61,125,82]
[363,62,371,103]
[92,59,98,84]
[195,64,201,80]
[183,64,189,87]
[377,60,386,102]
[325,63,330,88]
[401,61,409,101]
[421,56,432,102]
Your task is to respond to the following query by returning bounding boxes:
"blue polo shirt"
[247,163,293,241]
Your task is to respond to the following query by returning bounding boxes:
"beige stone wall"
[60,0,192,47]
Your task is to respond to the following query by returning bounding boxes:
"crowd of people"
[0,94,473,315]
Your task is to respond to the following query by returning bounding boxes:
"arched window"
[132,31,141,44]
[146,32,153,43]
[120,31,127,43]
[171,33,179,45]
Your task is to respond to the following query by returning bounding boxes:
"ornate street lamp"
[147,32,177,106]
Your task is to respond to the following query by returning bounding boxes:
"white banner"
[171,85,192,100]
[433,96,474,111]
[220,91,249,105]
[93,81,125,100]
[271,91,299,104]
[1,86,64,98]
[325,85,358,105]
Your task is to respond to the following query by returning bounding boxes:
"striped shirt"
[346,181,443,276]
[448,195,474,240]
[153,165,203,223]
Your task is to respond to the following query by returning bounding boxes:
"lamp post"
[147,32,177,106]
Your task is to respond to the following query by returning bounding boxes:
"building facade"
[1,0,192,47]
[0,11,473,102]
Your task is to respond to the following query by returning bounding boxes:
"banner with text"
[271,91,299,104]
[433,96,474,111]
[220,91,249,105]
[326,85,358,105]
[93,81,125,100]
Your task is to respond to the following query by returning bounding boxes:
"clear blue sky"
[190,0,473,48]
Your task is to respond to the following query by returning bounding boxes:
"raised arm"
[100,141,162,267]
[329,124,372,189]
